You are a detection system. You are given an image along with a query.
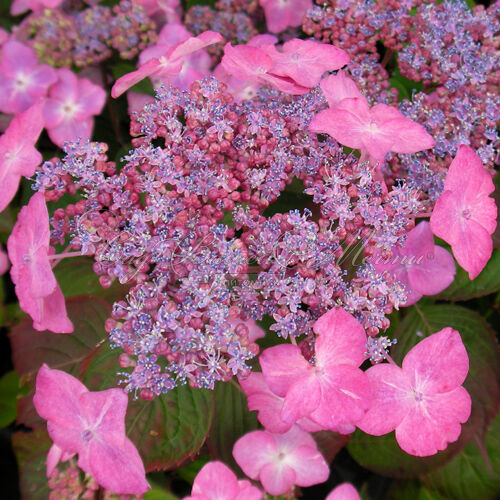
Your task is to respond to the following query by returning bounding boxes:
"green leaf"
[0,206,14,233]
[0,371,28,427]
[436,249,500,301]
[206,381,259,471]
[347,430,465,478]
[111,62,155,96]
[12,429,52,500]
[144,488,179,500]
[389,68,423,100]
[421,416,500,500]
[53,256,127,301]
[176,455,210,484]
[9,296,114,428]
[126,384,214,472]
[186,0,216,7]
[389,77,410,101]
[387,479,450,500]
[348,304,500,477]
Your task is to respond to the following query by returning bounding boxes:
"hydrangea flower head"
[33,364,150,494]
[233,426,329,496]
[358,328,471,456]
[430,145,497,280]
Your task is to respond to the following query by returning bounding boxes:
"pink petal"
[46,117,93,147]
[270,39,349,88]
[273,424,317,451]
[408,245,456,296]
[127,91,154,114]
[313,364,371,432]
[443,146,497,236]
[281,373,321,424]
[157,23,191,47]
[240,373,293,433]
[221,44,273,81]
[309,106,366,150]
[320,70,363,108]
[0,41,38,74]
[46,444,63,477]
[192,461,240,499]
[402,327,469,395]
[326,483,361,500]
[260,0,312,33]
[111,59,161,98]
[356,363,412,436]
[74,78,106,120]
[395,386,471,456]
[313,307,367,368]
[444,145,496,204]
[0,100,44,194]
[10,0,30,15]
[33,364,87,429]
[259,72,309,95]
[33,284,74,333]
[27,65,58,101]
[430,190,462,245]
[380,116,435,154]
[47,69,79,106]
[248,34,279,47]
[233,430,277,480]
[169,31,223,61]
[82,437,150,495]
[0,172,23,214]
[47,420,85,456]
[78,389,128,447]
[259,344,312,397]
[401,220,435,259]
[452,216,493,280]
[259,461,296,495]
[285,445,329,487]
[7,192,57,298]
[236,479,263,500]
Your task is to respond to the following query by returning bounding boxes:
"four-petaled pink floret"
[33,364,150,495]
[357,328,471,456]
[0,41,57,115]
[430,145,497,280]
[233,425,329,496]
